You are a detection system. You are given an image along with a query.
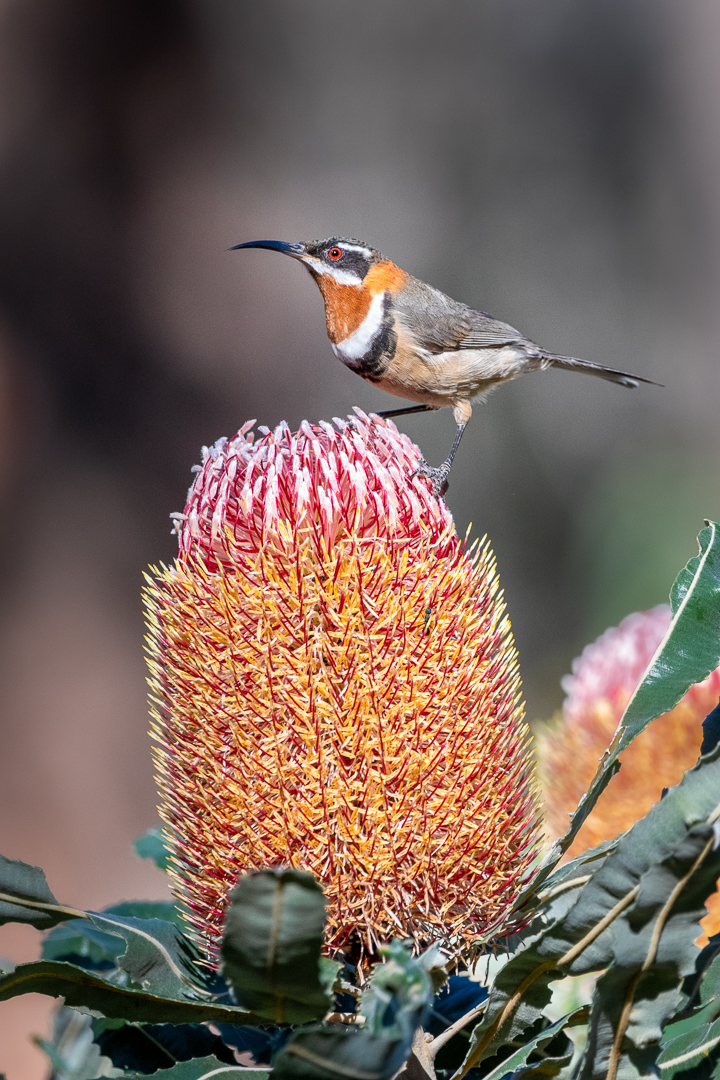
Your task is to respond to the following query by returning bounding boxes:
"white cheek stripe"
[333,290,386,361]
[303,255,362,286]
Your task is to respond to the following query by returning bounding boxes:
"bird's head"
[232,237,409,347]
[230,237,385,287]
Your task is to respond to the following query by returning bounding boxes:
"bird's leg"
[413,422,467,498]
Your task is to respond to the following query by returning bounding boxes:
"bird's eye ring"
[328,247,343,260]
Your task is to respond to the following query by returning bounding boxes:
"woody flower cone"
[144,411,541,961]
[536,605,720,941]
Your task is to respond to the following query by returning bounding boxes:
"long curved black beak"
[228,240,305,257]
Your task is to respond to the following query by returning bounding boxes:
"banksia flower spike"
[536,605,720,938]
[145,411,541,962]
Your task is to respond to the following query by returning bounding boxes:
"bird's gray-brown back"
[391,274,525,355]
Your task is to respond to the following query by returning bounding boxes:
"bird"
[232,237,659,496]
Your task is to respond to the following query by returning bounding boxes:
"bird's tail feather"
[545,353,661,388]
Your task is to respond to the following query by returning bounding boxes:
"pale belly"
[370,345,535,409]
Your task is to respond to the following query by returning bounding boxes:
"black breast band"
[347,293,397,382]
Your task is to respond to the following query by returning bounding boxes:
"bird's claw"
[411,458,450,498]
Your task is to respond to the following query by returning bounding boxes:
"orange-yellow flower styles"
[145,413,541,959]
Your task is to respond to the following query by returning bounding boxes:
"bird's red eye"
[328,247,343,260]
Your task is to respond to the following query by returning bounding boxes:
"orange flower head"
[144,412,542,960]
[536,605,720,939]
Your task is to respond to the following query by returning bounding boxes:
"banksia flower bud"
[536,605,720,938]
[145,412,541,961]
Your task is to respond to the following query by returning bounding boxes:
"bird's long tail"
[544,353,661,388]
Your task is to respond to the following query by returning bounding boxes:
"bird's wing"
[393,277,523,354]
[458,313,525,349]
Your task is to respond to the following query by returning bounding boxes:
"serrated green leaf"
[515,1048,573,1080]
[272,1026,405,1080]
[514,839,622,941]
[42,919,125,967]
[658,1016,720,1077]
[529,520,720,894]
[655,940,720,1068]
[452,743,720,1080]
[0,847,208,1003]
[134,829,171,873]
[84,911,203,999]
[0,852,73,930]
[0,845,196,1007]
[479,1011,583,1080]
[533,839,621,908]
[89,1056,269,1079]
[0,960,267,1025]
[578,825,720,1079]
[221,868,329,1024]
[659,996,719,1065]
[697,951,720,1010]
[455,941,560,1077]
[42,904,185,980]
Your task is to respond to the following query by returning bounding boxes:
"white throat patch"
[303,255,363,287]
[332,291,386,362]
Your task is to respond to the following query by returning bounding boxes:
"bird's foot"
[412,458,450,498]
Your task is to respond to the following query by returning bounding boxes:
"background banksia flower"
[536,604,720,938]
[144,411,541,961]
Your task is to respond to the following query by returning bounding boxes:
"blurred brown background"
[1,1,720,1074]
